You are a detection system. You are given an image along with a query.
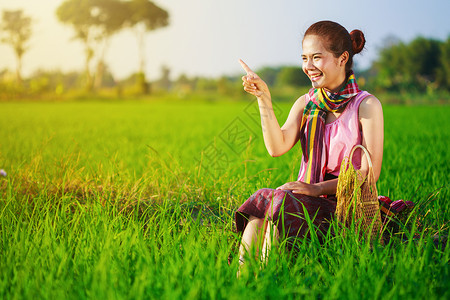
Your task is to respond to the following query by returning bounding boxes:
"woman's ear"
[340,51,349,66]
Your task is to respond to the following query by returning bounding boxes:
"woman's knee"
[248,215,264,227]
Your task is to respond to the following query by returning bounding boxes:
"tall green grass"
[0,99,449,299]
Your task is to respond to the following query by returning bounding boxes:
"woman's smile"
[309,72,323,82]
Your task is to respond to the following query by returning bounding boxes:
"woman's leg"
[261,221,279,264]
[237,216,280,278]
[238,215,265,263]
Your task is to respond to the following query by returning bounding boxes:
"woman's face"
[302,35,347,92]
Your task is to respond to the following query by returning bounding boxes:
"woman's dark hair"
[304,20,365,73]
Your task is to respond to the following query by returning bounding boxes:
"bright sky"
[0,0,449,81]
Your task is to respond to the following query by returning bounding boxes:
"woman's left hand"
[276,181,322,197]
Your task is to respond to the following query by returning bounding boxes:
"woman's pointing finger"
[239,59,254,75]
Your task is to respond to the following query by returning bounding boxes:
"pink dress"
[235,91,371,244]
[298,90,369,182]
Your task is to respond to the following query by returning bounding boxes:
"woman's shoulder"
[291,94,308,111]
[358,93,383,119]
[297,93,308,104]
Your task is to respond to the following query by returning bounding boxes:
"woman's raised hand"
[239,59,270,99]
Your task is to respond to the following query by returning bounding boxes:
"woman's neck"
[325,72,348,93]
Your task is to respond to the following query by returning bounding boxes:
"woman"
[236,21,384,266]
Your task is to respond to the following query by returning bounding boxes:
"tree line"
[0,5,449,101]
[362,36,450,94]
[1,0,168,95]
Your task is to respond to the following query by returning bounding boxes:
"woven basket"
[336,145,382,240]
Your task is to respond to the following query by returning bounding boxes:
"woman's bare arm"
[240,59,305,156]
[359,95,384,182]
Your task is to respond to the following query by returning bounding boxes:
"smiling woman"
[302,24,365,92]
[236,20,384,276]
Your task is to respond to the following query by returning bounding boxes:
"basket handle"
[349,144,373,169]
[348,144,376,187]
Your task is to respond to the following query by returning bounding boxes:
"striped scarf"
[299,72,360,184]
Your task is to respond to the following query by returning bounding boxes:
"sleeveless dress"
[235,91,371,242]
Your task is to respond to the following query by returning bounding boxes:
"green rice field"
[0,98,449,299]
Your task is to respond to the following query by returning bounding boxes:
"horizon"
[0,0,449,81]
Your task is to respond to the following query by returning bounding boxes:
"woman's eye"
[313,56,320,60]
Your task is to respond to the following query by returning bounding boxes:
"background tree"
[276,66,310,87]
[256,66,282,87]
[90,0,129,88]
[56,0,98,91]
[371,36,444,92]
[154,65,172,91]
[126,0,169,94]
[56,0,128,91]
[404,37,441,89]
[436,37,450,91]
[1,9,32,85]
[372,42,408,90]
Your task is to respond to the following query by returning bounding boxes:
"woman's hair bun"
[350,29,365,54]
